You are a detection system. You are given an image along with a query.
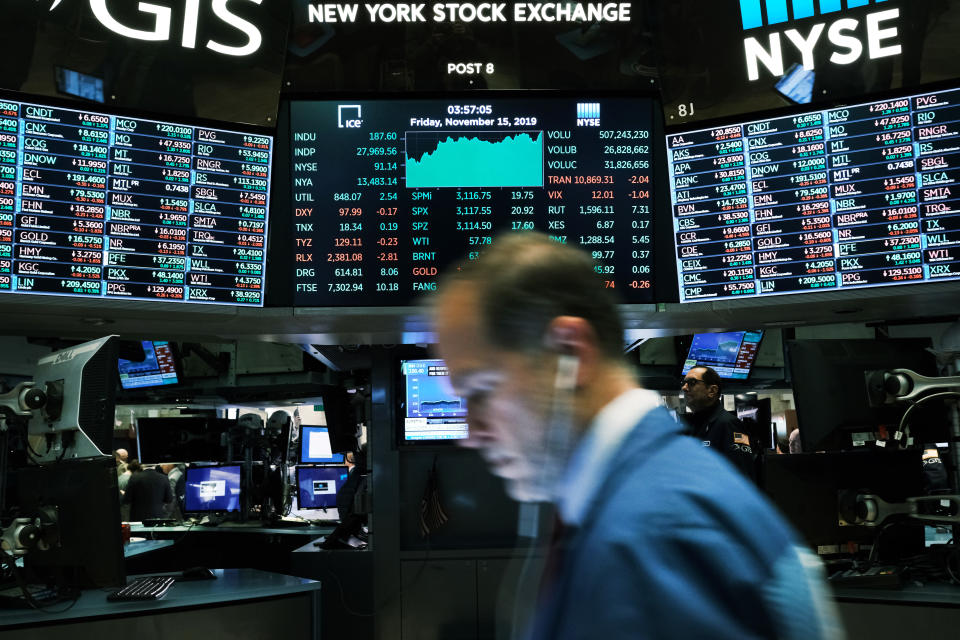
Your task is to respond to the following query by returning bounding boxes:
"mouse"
[180,567,217,580]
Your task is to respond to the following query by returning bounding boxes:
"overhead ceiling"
[2,280,958,346]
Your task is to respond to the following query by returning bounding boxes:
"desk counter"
[0,568,321,638]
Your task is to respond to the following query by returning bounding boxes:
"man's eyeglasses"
[680,378,704,388]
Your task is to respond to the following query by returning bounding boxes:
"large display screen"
[0,95,272,305]
[290,97,656,305]
[401,359,468,442]
[118,340,178,390]
[681,331,764,380]
[668,85,960,302]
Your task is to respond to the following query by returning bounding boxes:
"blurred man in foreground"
[433,232,842,640]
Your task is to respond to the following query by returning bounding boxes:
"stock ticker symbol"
[738,0,890,30]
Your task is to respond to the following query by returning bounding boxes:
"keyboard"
[107,576,176,602]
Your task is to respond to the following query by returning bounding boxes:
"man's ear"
[545,316,600,388]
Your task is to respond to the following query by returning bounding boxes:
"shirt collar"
[555,388,662,526]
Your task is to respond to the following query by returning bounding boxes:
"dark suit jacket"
[122,469,172,521]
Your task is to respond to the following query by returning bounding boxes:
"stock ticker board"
[669,86,960,303]
[0,97,272,305]
[290,98,655,305]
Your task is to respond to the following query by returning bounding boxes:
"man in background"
[681,365,757,480]
[114,448,128,474]
[160,463,186,520]
[121,461,173,522]
[433,232,842,640]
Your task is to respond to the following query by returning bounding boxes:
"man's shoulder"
[601,433,793,543]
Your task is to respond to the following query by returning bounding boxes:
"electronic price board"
[0,96,272,305]
[667,85,960,303]
[290,97,655,305]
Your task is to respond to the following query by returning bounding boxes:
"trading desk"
[125,522,337,575]
[132,522,337,537]
[834,583,960,640]
[0,568,321,639]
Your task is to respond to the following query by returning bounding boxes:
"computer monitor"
[735,393,772,450]
[184,465,241,513]
[763,450,924,559]
[28,336,119,460]
[9,457,125,588]
[118,341,179,390]
[786,339,943,452]
[296,466,349,510]
[299,426,345,464]
[400,359,469,443]
[319,387,359,454]
[135,417,231,464]
[681,331,764,380]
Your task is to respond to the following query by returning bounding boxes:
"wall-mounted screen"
[0,94,272,305]
[668,85,960,302]
[118,340,178,390]
[289,97,656,305]
[401,359,468,442]
[681,330,764,380]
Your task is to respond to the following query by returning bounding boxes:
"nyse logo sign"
[740,0,901,81]
[576,103,600,127]
[50,0,265,57]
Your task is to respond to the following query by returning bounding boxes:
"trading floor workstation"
[2,1,960,638]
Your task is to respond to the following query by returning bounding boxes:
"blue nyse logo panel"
[739,0,889,30]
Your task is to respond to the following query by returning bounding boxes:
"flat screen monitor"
[118,340,179,390]
[135,417,231,464]
[296,466,349,510]
[0,92,272,305]
[184,465,241,513]
[763,449,924,558]
[401,359,469,442]
[668,84,960,303]
[786,338,942,452]
[288,96,657,305]
[681,330,764,380]
[300,426,345,464]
